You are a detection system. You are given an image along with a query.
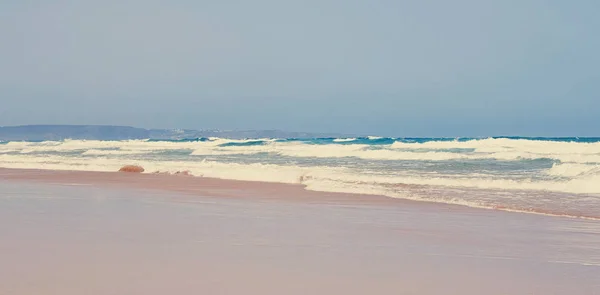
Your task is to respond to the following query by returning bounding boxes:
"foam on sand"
[2,138,600,219]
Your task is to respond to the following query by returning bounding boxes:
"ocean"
[1,137,599,219]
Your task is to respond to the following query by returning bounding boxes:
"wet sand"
[0,168,413,205]
[1,168,600,294]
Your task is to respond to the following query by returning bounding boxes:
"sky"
[1,0,598,137]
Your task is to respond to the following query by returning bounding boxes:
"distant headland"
[0,125,347,141]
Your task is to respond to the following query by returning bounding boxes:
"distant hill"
[0,125,348,141]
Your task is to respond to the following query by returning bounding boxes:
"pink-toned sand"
[1,168,599,294]
[0,167,430,206]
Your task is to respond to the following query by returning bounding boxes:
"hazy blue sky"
[1,0,598,136]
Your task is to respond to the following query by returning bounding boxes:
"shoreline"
[0,167,471,211]
[1,167,598,221]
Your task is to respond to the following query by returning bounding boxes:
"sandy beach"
[4,0,599,292]
[1,168,599,294]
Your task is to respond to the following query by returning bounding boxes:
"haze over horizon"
[1,0,598,137]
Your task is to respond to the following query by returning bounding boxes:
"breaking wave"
[2,137,600,219]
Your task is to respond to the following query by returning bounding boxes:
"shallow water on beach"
[2,137,600,219]
[1,181,599,294]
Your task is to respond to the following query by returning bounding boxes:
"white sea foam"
[3,138,600,219]
[392,138,600,163]
[333,138,357,142]
[2,151,600,195]
[81,149,151,156]
[193,139,600,163]
[5,138,600,163]
[3,146,600,219]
